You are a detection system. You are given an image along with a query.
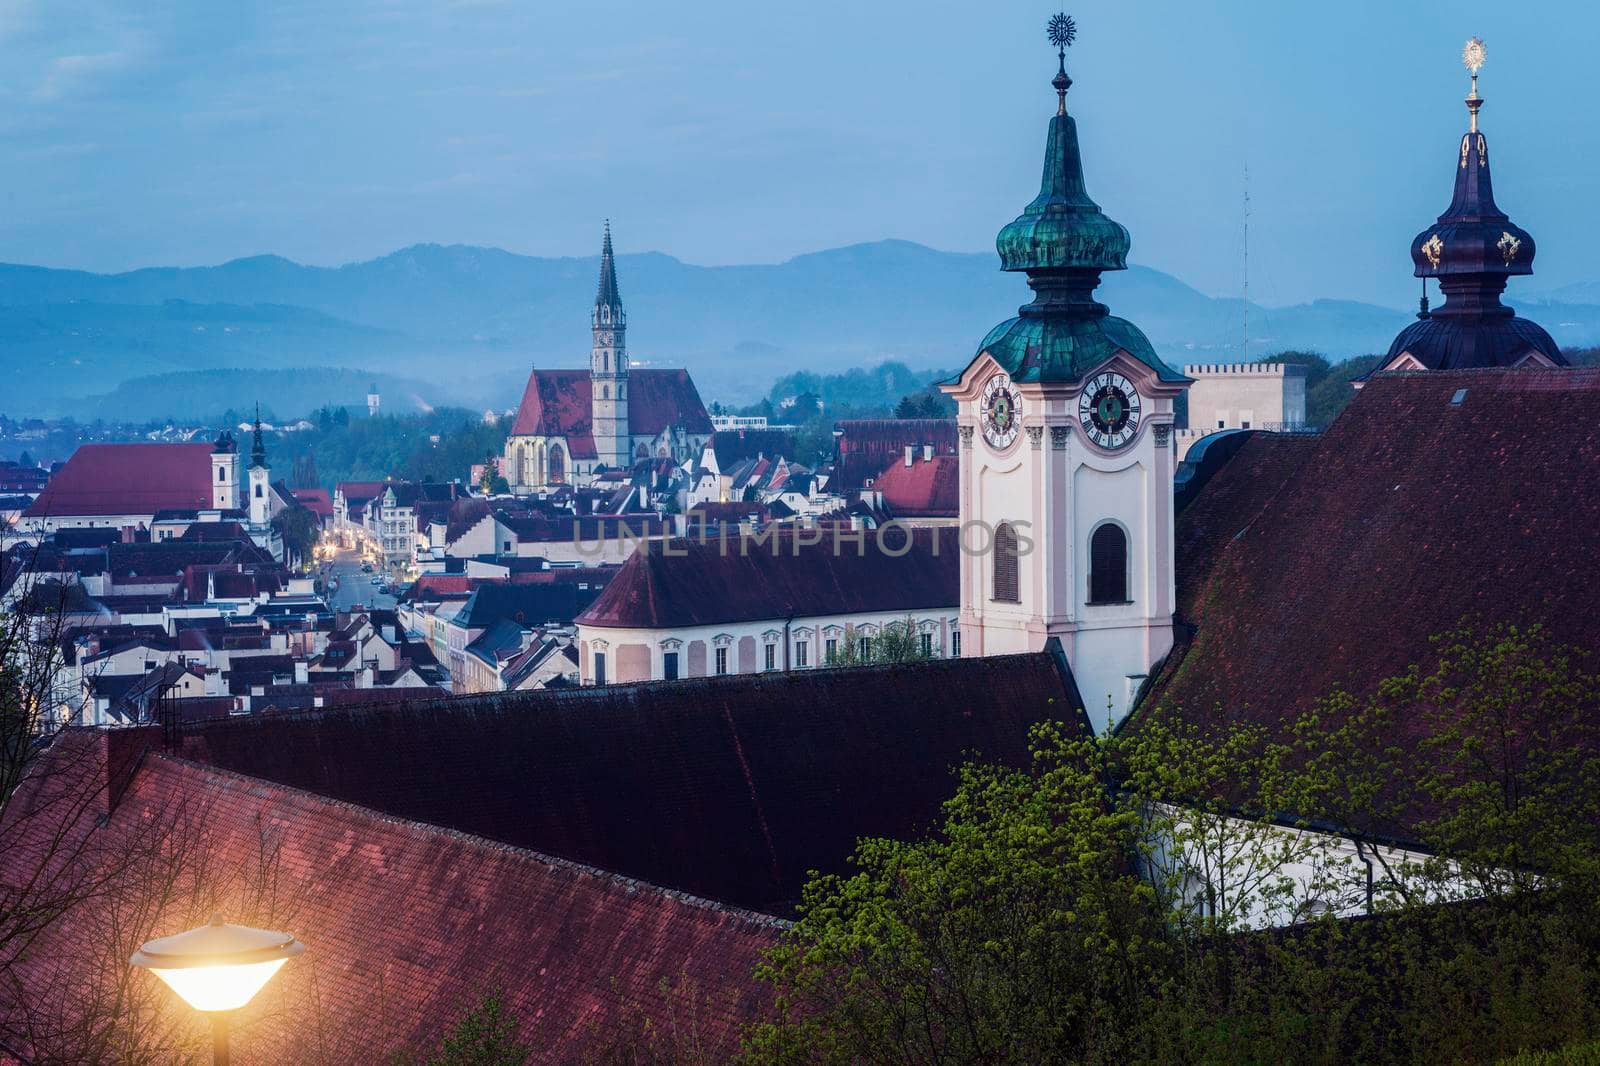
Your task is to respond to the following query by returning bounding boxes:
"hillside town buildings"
[5,28,1597,1066]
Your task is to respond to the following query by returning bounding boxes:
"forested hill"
[6,240,1600,417]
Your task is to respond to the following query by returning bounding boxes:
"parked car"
[370,575,384,585]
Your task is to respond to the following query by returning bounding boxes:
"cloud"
[31,50,139,101]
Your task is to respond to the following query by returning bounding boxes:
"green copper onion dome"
[968,18,1185,386]
[994,104,1129,273]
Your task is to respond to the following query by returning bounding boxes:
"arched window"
[601,384,608,399]
[1089,523,1129,604]
[254,483,263,499]
[548,443,566,484]
[992,522,1020,603]
[635,443,648,459]
[217,467,226,483]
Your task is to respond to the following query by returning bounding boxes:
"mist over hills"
[4,240,1599,419]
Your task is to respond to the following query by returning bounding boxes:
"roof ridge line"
[148,752,792,929]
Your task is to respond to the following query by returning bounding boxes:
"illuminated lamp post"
[130,915,306,1065]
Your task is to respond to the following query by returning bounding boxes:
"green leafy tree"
[746,625,1600,1065]
[271,504,320,570]
[893,389,954,419]
[397,993,530,1066]
[822,618,931,668]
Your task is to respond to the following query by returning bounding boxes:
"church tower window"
[992,522,1020,603]
[1089,523,1128,604]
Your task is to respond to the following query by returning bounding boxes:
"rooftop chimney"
[904,445,914,467]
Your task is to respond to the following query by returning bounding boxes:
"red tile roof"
[871,454,960,518]
[830,419,957,493]
[509,370,713,458]
[171,650,1081,914]
[335,481,388,503]
[710,429,793,470]
[576,525,959,629]
[290,487,334,517]
[1142,369,1600,836]
[22,443,214,518]
[3,744,779,1062]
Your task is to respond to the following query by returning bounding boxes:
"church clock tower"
[942,15,1191,733]
[590,221,631,469]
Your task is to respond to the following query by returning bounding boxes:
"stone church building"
[501,224,713,490]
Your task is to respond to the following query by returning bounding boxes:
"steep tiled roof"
[108,541,262,580]
[509,370,713,457]
[830,419,957,492]
[499,512,666,544]
[1171,433,1318,619]
[172,652,1079,913]
[1141,370,1600,836]
[335,481,388,504]
[710,429,793,471]
[455,582,589,628]
[3,747,780,1062]
[576,526,959,629]
[22,443,213,518]
[290,486,334,517]
[871,455,960,519]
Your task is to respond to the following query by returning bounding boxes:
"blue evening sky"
[0,1,1587,307]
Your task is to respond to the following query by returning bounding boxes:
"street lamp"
[131,914,306,1065]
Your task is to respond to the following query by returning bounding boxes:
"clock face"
[598,332,613,346]
[1078,372,1142,449]
[980,373,1021,450]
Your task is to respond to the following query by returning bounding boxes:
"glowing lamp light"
[146,956,291,1013]
[132,915,306,1064]
[132,915,305,1011]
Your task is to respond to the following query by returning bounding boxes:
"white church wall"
[1138,802,1476,931]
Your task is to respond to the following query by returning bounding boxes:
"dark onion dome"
[974,36,1185,386]
[1378,44,1564,374]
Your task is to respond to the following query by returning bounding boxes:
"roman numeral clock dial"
[980,373,1022,450]
[1078,372,1141,449]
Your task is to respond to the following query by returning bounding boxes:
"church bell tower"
[248,404,271,529]
[590,221,631,469]
[942,15,1191,733]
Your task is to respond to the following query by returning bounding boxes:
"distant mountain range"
[3,240,1599,418]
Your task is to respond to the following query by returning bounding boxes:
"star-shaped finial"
[1047,13,1076,52]
[1047,14,1076,113]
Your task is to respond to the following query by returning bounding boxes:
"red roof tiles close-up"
[4,743,781,1063]
[870,453,960,518]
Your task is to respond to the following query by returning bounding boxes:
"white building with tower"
[939,39,1191,732]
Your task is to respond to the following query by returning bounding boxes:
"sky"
[0,1,1591,308]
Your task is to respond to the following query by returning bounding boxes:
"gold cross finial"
[1462,37,1486,133]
